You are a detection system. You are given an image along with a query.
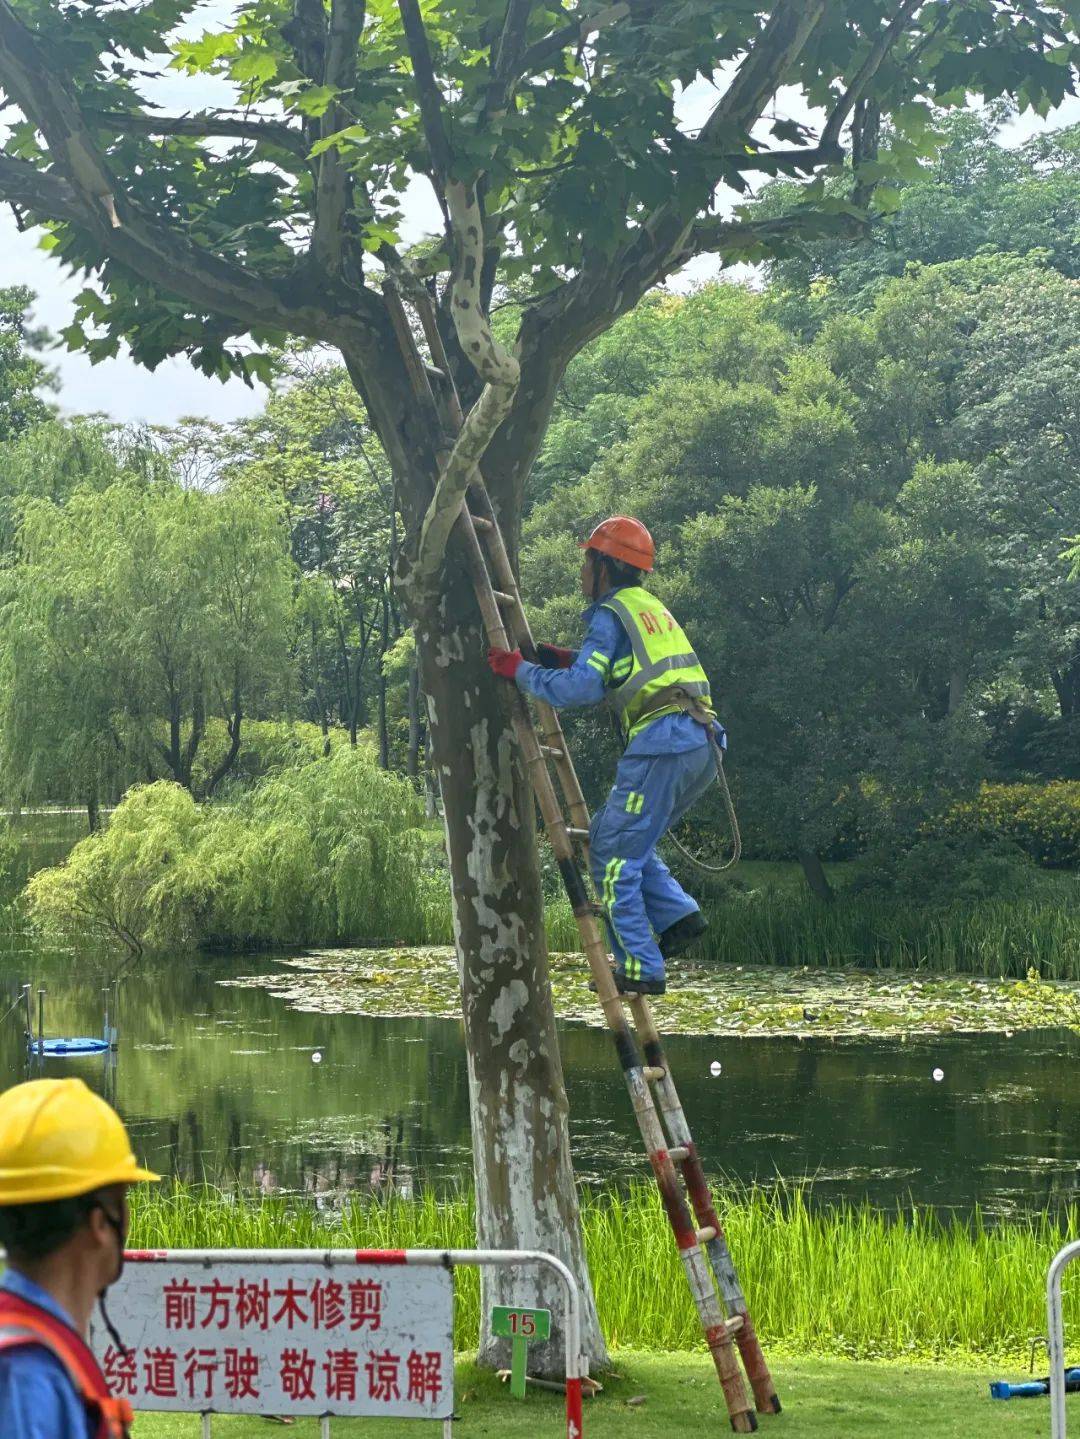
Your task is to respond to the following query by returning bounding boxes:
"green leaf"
[308,124,367,158]
[292,85,341,118]
[231,51,278,87]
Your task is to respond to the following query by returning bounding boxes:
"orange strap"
[0,1294,133,1439]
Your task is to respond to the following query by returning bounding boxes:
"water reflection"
[1,945,1078,1217]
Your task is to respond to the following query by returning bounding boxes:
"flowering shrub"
[944,782,1080,869]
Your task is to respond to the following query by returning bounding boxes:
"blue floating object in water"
[33,1036,111,1056]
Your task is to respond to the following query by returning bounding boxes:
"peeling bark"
[415,568,608,1374]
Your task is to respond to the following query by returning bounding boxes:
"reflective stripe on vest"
[0,1293,133,1439]
[600,586,713,737]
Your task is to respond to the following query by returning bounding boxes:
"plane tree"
[1,0,1075,1368]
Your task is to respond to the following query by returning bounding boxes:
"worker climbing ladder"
[383,280,779,1433]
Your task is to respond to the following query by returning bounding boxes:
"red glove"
[536,643,574,670]
[487,647,523,680]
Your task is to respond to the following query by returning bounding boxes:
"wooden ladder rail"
[383,281,766,1430]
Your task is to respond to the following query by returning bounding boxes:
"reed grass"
[129,1182,1079,1362]
[694,888,1080,980]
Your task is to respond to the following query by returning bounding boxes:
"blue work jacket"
[515,587,720,756]
[0,1268,95,1439]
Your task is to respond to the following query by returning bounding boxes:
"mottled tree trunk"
[377,583,390,769]
[406,659,422,781]
[415,569,607,1375]
[799,849,833,902]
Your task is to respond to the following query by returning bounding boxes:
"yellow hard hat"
[0,1078,159,1205]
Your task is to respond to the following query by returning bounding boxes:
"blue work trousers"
[589,743,715,982]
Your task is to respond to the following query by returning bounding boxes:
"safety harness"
[634,683,742,873]
[0,1289,133,1438]
[599,586,714,737]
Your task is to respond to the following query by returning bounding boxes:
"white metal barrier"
[1047,1239,1080,1439]
[103,1247,584,1439]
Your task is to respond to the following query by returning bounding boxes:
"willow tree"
[1,0,1075,1366]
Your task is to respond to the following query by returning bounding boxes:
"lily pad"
[220,949,1080,1038]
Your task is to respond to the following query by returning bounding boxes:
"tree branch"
[687,211,871,259]
[0,1,389,347]
[84,110,306,156]
[698,0,829,146]
[626,0,830,285]
[282,0,329,154]
[0,153,87,225]
[397,0,453,187]
[486,0,534,118]
[313,0,367,276]
[0,0,119,225]
[411,180,519,593]
[819,1,926,150]
[517,2,629,79]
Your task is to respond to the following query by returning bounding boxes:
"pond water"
[1,940,1077,1219]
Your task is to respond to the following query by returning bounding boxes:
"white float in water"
[709,1060,722,1077]
[932,1067,944,1082]
[312,1051,323,1064]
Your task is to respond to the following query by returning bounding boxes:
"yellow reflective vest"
[600,586,713,739]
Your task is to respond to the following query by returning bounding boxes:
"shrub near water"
[27,748,449,954]
[130,1184,1080,1362]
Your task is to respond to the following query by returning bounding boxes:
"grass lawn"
[133,1352,1057,1436]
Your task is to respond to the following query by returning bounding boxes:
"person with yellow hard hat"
[0,1077,159,1437]
[488,516,724,995]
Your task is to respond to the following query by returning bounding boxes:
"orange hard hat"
[580,516,655,572]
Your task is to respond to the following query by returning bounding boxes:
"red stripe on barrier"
[354,1249,408,1264]
[123,1250,168,1261]
[566,1376,583,1437]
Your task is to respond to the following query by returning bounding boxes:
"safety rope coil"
[666,729,742,874]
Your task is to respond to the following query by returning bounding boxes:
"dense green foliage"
[130,1183,1080,1361]
[757,108,1080,295]
[523,244,1080,875]
[0,287,51,444]
[0,461,295,808]
[25,749,447,954]
[946,782,1080,869]
[5,3,1070,381]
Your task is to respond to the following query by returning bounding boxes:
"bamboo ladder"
[383,279,779,1433]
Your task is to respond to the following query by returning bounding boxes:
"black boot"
[589,972,667,997]
[658,909,708,959]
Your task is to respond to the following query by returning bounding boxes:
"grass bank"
[131,1185,1078,1364]
[132,1354,1050,1437]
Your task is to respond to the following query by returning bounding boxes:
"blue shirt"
[516,588,720,757]
[0,1269,94,1439]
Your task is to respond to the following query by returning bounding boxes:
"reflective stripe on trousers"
[589,743,715,981]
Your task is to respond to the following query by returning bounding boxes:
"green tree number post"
[491,1306,552,1398]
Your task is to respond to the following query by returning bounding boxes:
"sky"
[2,8,1079,428]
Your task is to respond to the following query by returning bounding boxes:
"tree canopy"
[0,285,52,442]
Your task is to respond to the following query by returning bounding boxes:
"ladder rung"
[668,1146,689,1162]
[469,513,495,531]
[492,589,516,606]
[642,1066,666,1082]
[540,745,564,759]
[696,1226,718,1244]
[567,827,589,839]
[725,1315,744,1335]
